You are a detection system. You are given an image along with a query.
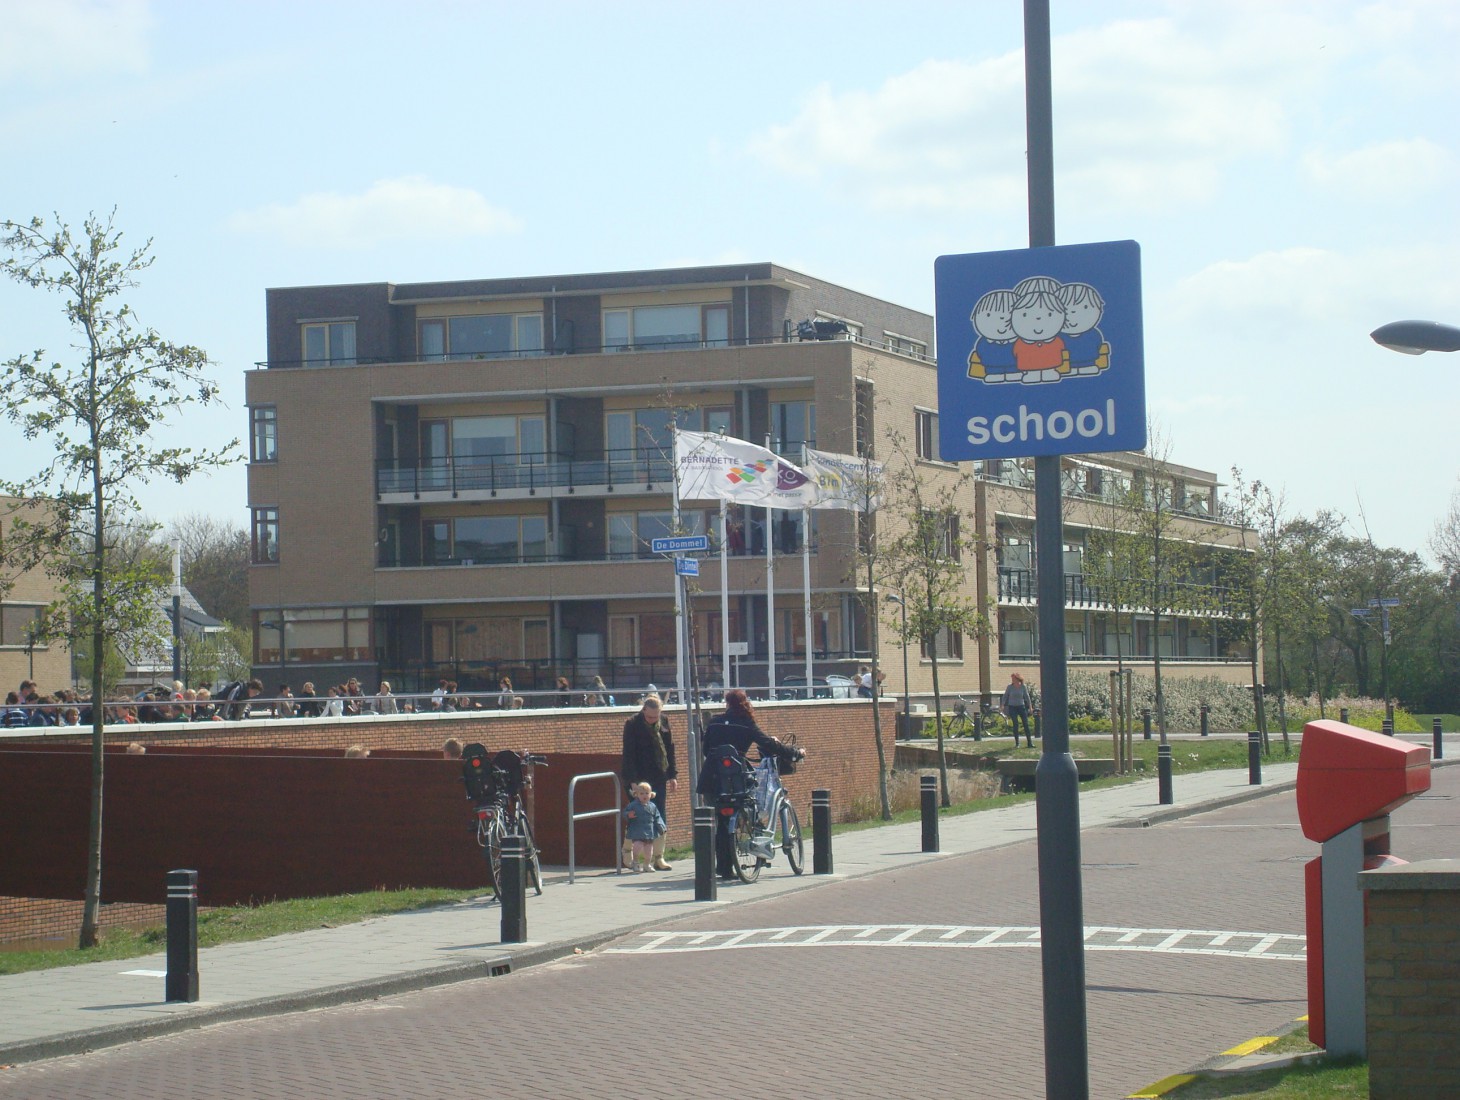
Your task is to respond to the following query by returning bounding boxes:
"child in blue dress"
[623,781,667,872]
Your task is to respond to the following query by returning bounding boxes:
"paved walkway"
[0,753,1306,1067]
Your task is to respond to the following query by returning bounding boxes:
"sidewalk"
[0,759,1302,1065]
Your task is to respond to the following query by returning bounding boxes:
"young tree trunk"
[929,640,950,808]
[79,465,106,949]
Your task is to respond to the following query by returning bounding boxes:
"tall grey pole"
[1025,1,1090,1096]
[171,539,183,687]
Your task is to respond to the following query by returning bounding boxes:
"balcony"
[997,567,1240,618]
[377,448,673,502]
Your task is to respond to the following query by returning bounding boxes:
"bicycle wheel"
[520,814,544,896]
[486,816,506,895]
[731,810,761,884]
[780,801,805,875]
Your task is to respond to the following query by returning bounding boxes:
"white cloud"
[1,0,150,84]
[746,6,1437,217]
[226,177,522,249]
[1302,138,1457,201]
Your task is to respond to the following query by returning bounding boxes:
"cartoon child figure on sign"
[966,289,1018,383]
[1011,287,1069,384]
[1057,282,1108,375]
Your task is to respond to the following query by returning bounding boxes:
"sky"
[3,0,1457,559]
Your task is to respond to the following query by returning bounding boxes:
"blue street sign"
[675,556,699,577]
[934,240,1146,460]
[651,535,710,555]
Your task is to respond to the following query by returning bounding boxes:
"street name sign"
[675,556,699,577]
[934,239,1146,460]
[651,535,710,555]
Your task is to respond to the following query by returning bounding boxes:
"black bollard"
[1382,717,1394,737]
[1142,708,1152,741]
[1386,701,1395,726]
[693,806,717,901]
[1033,707,1042,740]
[499,834,527,943]
[920,775,939,853]
[973,711,984,741]
[1157,744,1174,805]
[812,789,833,875]
[1434,717,1444,761]
[165,869,199,1003]
[1339,706,1349,724]
[1248,731,1262,786]
[1199,704,1210,738]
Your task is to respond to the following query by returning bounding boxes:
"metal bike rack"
[568,770,624,884]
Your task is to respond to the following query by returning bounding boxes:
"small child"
[622,781,667,873]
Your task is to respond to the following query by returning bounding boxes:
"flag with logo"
[802,447,884,511]
[675,429,807,504]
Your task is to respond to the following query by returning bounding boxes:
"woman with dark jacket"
[622,694,677,870]
[697,689,802,879]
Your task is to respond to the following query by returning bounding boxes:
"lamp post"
[171,539,183,688]
[884,592,910,732]
[1370,319,1460,355]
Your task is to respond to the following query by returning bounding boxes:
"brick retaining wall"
[1362,860,1460,1099]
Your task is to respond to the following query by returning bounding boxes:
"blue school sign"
[934,239,1146,460]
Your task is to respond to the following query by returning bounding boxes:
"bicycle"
[945,696,978,739]
[463,746,547,897]
[709,744,807,884]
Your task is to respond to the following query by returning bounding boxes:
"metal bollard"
[920,775,939,853]
[1386,701,1395,726]
[1199,704,1210,738]
[1434,717,1445,761]
[812,789,833,875]
[1382,717,1394,737]
[693,806,717,901]
[973,711,984,740]
[1033,707,1042,740]
[1142,708,1152,741]
[1157,744,1174,805]
[1339,706,1349,724]
[165,869,199,1003]
[1248,731,1262,786]
[499,834,527,943]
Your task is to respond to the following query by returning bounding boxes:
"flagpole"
[765,433,776,701]
[720,499,730,694]
[801,444,812,698]
[671,424,685,707]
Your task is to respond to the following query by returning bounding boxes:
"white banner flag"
[675,429,806,504]
[803,447,884,511]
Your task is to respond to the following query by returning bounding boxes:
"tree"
[167,512,249,629]
[880,434,985,808]
[0,211,238,948]
[848,453,895,820]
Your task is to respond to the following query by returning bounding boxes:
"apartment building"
[247,262,1249,700]
[0,498,71,692]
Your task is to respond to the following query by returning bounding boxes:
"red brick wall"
[0,700,894,943]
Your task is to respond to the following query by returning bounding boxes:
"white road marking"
[607,924,1305,960]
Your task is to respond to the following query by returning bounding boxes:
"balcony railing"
[256,329,936,370]
[997,567,1239,617]
[378,538,817,569]
[377,448,673,496]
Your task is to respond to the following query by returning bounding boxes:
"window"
[251,406,277,463]
[886,332,927,359]
[602,303,730,351]
[452,415,547,463]
[260,607,370,663]
[608,511,674,559]
[423,514,550,565]
[769,400,815,455]
[419,313,543,360]
[915,409,940,461]
[301,321,356,366]
[921,509,960,562]
[920,627,963,661]
[252,507,279,563]
[0,603,42,647]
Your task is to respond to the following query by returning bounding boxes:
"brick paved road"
[3,772,1454,1100]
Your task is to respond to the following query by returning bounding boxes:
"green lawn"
[0,887,487,976]
[1160,1058,1366,1098]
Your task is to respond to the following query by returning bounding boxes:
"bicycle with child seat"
[463,746,547,897]
[713,741,807,884]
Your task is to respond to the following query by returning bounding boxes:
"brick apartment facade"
[247,262,1250,703]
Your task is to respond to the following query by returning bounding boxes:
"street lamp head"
[883,592,904,605]
[1370,319,1460,355]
